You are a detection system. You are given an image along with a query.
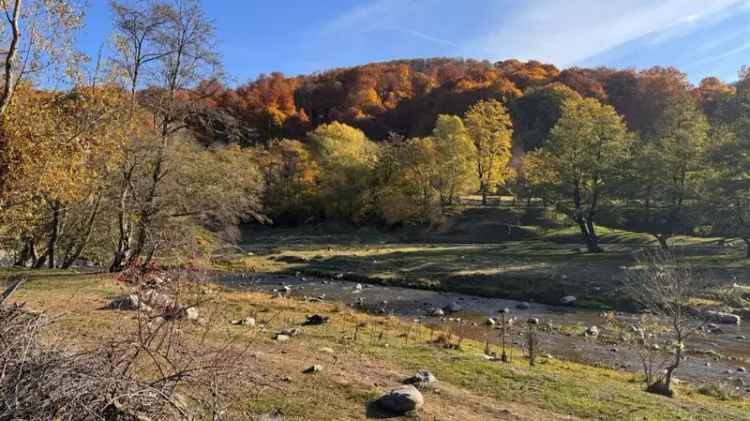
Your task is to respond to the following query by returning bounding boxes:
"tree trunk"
[656,234,670,250]
[744,238,750,259]
[47,202,61,269]
[585,218,603,253]
[110,175,132,272]
[577,219,603,253]
[61,195,101,269]
[481,182,488,206]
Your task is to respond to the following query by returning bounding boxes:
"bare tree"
[622,249,707,396]
[0,0,83,117]
[108,0,221,271]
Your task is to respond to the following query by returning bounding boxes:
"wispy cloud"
[688,41,750,68]
[320,0,398,35]
[314,0,750,81]
[464,0,747,66]
[399,29,457,47]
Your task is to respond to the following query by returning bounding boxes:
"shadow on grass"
[364,401,403,419]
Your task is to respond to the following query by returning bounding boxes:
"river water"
[218,272,750,392]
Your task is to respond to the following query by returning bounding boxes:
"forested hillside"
[188,58,731,149]
[1,0,749,271]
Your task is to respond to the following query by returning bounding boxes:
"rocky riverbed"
[218,272,750,393]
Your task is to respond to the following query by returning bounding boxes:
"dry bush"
[0,268,255,420]
[621,249,708,397]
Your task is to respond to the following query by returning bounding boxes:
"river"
[218,272,750,393]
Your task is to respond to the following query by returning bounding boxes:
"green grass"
[298,306,750,420]
[230,207,750,310]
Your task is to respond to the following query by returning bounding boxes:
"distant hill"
[188,58,733,150]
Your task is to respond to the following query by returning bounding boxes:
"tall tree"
[527,97,632,253]
[109,0,221,270]
[705,74,750,257]
[463,99,513,205]
[431,115,477,206]
[628,95,709,249]
[309,122,377,223]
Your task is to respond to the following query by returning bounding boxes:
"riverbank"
[219,271,750,393]
[3,269,749,420]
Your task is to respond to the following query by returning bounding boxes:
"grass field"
[219,216,750,310]
[2,269,749,420]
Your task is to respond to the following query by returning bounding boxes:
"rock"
[274,334,290,342]
[319,347,335,354]
[334,273,344,280]
[610,348,618,353]
[705,362,712,367]
[527,318,540,325]
[738,367,747,373]
[256,409,284,421]
[185,307,199,321]
[560,296,577,306]
[303,364,322,374]
[516,302,531,310]
[404,370,438,389]
[498,307,511,314]
[280,327,302,337]
[584,326,600,337]
[443,302,462,314]
[106,294,141,311]
[430,308,445,317]
[355,283,363,290]
[231,317,256,327]
[303,314,329,325]
[705,311,741,325]
[377,385,424,414]
[486,318,496,326]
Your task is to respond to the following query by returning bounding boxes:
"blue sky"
[80,0,750,86]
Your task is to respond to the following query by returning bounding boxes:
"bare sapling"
[621,249,708,397]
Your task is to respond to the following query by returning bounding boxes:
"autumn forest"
[5,0,750,419]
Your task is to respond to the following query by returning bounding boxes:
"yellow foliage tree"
[309,122,377,222]
[464,99,513,205]
[432,114,478,206]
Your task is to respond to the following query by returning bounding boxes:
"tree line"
[1,0,750,271]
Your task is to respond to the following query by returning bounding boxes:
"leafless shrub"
[0,268,255,420]
[621,249,708,397]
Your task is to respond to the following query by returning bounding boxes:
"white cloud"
[319,0,456,47]
[463,0,747,66]
[318,0,749,72]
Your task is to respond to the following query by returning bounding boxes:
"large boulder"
[377,385,423,414]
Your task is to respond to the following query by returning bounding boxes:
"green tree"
[628,96,710,249]
[374,137,441,225]
[704,74,750,256]
[528,97,632,253]
[463,99,513,205]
